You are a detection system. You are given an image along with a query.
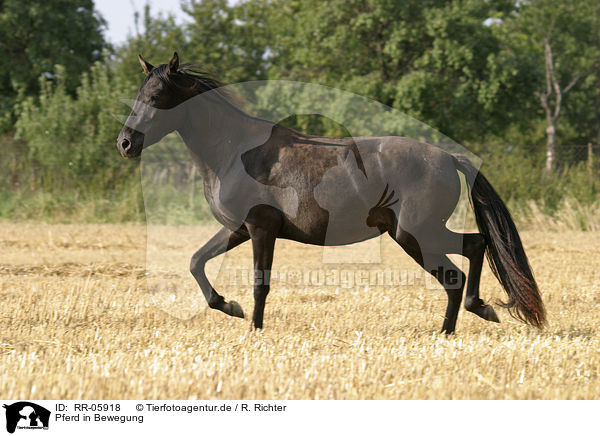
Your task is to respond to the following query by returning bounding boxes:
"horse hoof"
[226,300,245,318]
[483,305,500,323]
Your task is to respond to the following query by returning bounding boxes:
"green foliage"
[183,0,271,81]
[2,0,599,223]
[480,148,598,212]
[112,4,189,86]
[8,59,147,222]
[262,0,527,142]
[139,133,213,225]
[15,62,137,191]
[0,0,107,132]
[0,183,144,223]
[499,0,600,145]
[113,1,270,85]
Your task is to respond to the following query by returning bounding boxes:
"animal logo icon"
[3,402,50,433]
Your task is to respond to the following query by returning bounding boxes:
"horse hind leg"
[423,253,466,334]
[245,205,283,329]
[462,233,500,323]
[190,226,249,318]
[412,227,500,325]
[389,228,465,334]
[415,229,500,326]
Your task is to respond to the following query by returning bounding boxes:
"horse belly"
[279,197,382,246]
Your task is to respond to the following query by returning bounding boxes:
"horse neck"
[177,92,270,179]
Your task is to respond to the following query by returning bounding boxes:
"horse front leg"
[190,226,249,318]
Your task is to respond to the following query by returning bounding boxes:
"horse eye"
[150,95,159,102]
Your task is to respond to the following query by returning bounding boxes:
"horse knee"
[190,252,206,276]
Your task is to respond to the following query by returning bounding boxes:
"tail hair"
[454,154,546,327]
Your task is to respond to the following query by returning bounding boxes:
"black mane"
[149,63,225,94]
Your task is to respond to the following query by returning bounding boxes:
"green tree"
[0,0,107,132]
[113,1,271,85]
[15,62,137,192]
[263,0,523,142]
[182,0,271,82]
[503,0,600,171]
[113,4,188,87]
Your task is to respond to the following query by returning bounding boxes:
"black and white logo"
[3,402,50,433]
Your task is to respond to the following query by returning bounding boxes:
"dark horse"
[117,53,545,333]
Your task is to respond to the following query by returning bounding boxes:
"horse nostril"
[121,138,131,151]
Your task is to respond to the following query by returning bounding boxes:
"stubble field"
[0,221,599,399]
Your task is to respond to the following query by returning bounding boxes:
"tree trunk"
[538,38,580,174]
[545,124,556,172]
[596,61,600,144]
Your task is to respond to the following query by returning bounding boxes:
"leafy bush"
[478,147,597,214]
[15,62,139,192]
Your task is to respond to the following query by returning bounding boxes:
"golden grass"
[0,221,599,399]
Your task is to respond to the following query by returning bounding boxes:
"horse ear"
[168,52,179,74]
[138,54,154,75]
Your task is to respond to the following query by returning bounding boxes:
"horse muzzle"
[117,129,144,158]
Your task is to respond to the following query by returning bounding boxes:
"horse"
[117,52,545,333]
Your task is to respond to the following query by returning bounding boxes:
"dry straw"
[0,222,598,399]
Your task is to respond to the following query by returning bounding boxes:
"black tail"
[453,154,545,328]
